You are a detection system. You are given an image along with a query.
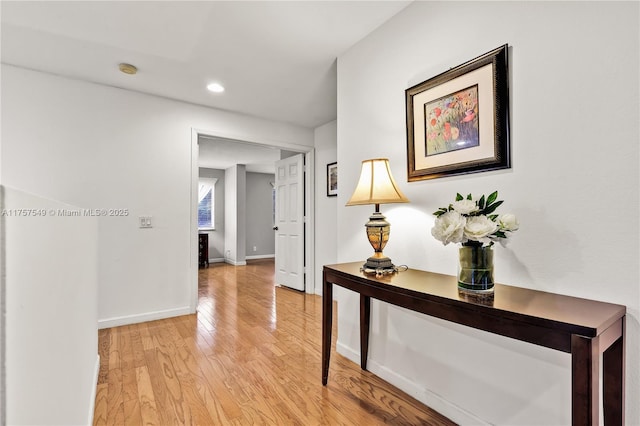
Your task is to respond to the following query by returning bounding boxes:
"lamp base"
[363,255,394,271]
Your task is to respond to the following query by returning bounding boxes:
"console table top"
[324,262,626,338]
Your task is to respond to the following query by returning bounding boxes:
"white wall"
[224,165,247,265]
[1,65,313,328]
[0,67,4,426]
[3,186,99,425]
[314,120,338,294]
[336,2,639,425]
[245,172,276,257]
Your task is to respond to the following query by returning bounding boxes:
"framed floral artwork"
[406,45,510,181]
[327,162,337,196]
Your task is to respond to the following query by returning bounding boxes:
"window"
[198,178,217,230]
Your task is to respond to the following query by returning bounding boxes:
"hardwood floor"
[93,259,455,425]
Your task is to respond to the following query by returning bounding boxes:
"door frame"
[189,128,316,311]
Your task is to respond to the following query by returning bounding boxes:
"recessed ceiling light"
[118,63,137,75]
[207,83,225,93]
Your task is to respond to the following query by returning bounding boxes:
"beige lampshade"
[346,158,409,206]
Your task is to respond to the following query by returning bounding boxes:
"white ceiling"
[2,1,410,173]
[1,0,410,129]
[198,135,282,174]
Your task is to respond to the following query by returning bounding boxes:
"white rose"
[498,213,519,232]
[464,215,498,244]
[451,199,478,215]
[431,211,467,245]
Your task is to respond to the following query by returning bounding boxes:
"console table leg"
[360,295,371,370]
[603,333,624,426]
[322,277,333,386]
[572,334,599,425]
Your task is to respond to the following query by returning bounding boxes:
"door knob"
[273,226,279,231]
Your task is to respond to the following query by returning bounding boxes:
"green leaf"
[466,193,472,200]
[478,195,485,210]
[489,214,498,220]
[456,193,463,201]
[433,208,448,217]
[483,200,503,215]
[486,191,498,205]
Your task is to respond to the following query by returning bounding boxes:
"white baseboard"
[208,257,272,264]
[245,254,275,260]
[98,306,193,329]
[336,341,360,364]
[87,354,100,426]
[336,342,488,425]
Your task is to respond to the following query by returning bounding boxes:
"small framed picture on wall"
[327,162,337,197]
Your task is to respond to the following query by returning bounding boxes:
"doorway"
[189,129,316,310]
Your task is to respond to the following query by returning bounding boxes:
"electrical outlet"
[253,246,257,252]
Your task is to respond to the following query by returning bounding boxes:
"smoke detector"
[118,63,138,75]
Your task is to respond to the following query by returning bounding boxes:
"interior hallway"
[93,259,455,425]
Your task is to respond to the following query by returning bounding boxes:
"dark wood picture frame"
[406,44,510,181]
[326,162,337,196]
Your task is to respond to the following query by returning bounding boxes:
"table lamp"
[346,158,409,272]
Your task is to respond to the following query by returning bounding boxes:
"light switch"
[139,216,152,228]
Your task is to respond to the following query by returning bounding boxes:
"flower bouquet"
[431,191,518,291]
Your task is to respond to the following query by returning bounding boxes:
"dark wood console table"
[322,262,626,425]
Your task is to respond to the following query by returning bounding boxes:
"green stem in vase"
[458,245,494,291]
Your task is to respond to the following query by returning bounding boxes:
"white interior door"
[274,154,304,291]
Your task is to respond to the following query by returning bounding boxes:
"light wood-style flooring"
[93,259,455,425]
